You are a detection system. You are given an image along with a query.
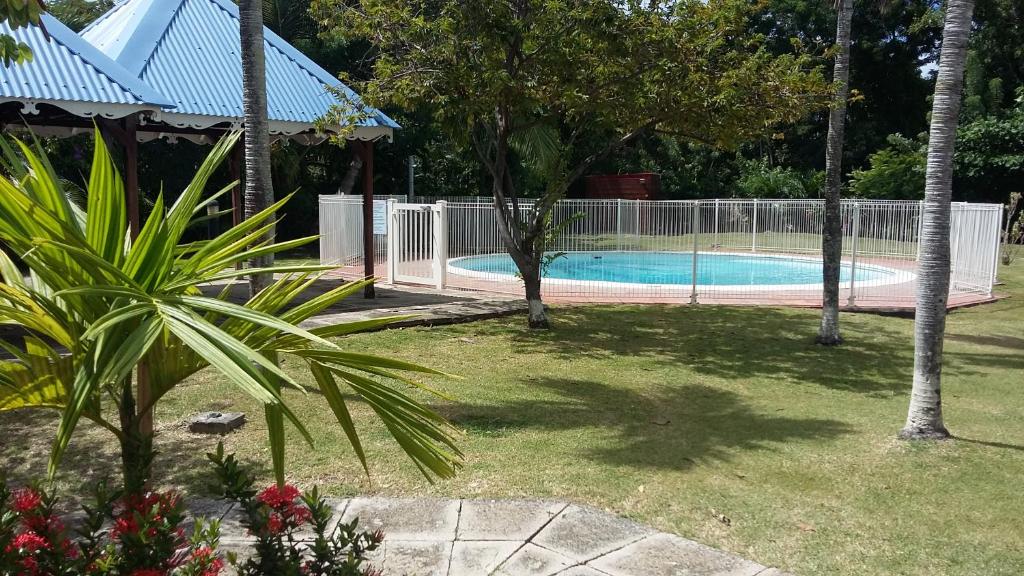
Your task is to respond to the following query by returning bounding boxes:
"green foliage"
[0,0,45,66]
[1002,192,1023,265]
[953,90,1024,202]
[0,478,223,575]
[850,134,926,200]
[47,0,113,32]
[735,158,822,199]
[0,130,462,488]
[209,443,383,575]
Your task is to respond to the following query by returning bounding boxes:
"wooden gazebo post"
[99,114,152,441]
[361,140,375,299]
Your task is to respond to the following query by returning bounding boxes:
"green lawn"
[3,263,1022,575]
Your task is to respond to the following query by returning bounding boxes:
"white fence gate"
[388,202,447,288]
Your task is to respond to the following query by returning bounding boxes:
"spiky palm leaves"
[0,131,461,489]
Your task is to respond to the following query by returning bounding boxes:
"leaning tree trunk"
[818,0,854,346]
[239,0,276,299]
[522,253,549,329]
[337,150,364,195]
[900,0,975,440]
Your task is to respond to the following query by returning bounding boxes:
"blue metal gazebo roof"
[81,0,397,142]
[0,13,174,120]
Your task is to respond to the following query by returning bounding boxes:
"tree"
[0,0,45,66]
[0,132,461,493]
[47,0,112,32]
[818,0,854,346]
[899,0,976,440]
[317,0,829,328]
[850,133,926,199]
[239,0,276,297]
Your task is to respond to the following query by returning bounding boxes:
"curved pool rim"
[446,251,914,292]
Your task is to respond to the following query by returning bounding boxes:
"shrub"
[0,478,221,576]
[0,445,384,575]
[1002,192,1023,265]
[850,134,926,200]
[208,444,382,576]
[735,158,822,199]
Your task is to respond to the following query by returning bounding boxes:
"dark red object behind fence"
[584,173,661,200]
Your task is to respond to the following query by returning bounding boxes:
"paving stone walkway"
[207,497,791,576]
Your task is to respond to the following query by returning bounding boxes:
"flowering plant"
[0,478,221,576]
[1,443,381,576]
[208,444,382,576]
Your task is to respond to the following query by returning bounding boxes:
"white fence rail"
[318,196,1003,307]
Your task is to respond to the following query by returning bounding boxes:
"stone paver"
[556,567,612,576]
[493,543,575,576]
[532,505,654,562]
[341,497,460,541]
[587,533,765,576]
[449,541,521,575]
[382,540,452,576]
[457,500,566,541]
[201,497,793,575]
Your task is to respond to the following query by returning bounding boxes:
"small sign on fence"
[373,200,388,234]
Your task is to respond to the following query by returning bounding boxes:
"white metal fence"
[318,196,1003,307]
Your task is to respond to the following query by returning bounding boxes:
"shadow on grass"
[0,411,268,503]
[446,377,853,471]
[506,305,916,394]
[199,279,477,312]
[954,437,1024,452]
[946,332,1024,352]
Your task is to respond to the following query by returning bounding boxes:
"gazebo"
[1,0,396,290]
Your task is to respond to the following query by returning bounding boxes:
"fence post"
[690,201,700,305]
[616,198,623,251]
[752,198,759,252]
[386,199,397,284]
[847,202,861,307]
[990,206,1003,295]
[433,201,448,290]
[635,199,641,241]
[713,199,720,249]
[915,199,924,262]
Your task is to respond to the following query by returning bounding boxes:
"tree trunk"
[239,0,276,299]
[900,0,975,441]
[818,0,853,346]
[337,149,364,195]
[522,257,549,329]
[118,379,152,496]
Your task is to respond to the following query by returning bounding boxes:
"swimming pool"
[447,251,907,289]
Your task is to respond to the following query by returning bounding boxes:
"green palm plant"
[0,130,461,492]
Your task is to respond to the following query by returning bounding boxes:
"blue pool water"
[450,252,894,286]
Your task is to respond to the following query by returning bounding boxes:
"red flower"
[257,484,301,509]
[113,516,139,538]
[11,488,42,513]
[290,505,312,525]
[7,531,50,553]
[266,513,285,535]
[129,569,166,576]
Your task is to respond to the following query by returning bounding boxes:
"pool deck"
[326,255,1003,313]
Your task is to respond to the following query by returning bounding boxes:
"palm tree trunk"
[900,0,975,440]
[818,0,853,346]
[337,149,363,195]
[239,0,276,299]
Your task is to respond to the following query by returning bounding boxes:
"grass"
[3,263,1023,575]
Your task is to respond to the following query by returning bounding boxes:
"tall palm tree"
[900,0,976,440]
[239,0,275,298]
[818,0,854,346]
